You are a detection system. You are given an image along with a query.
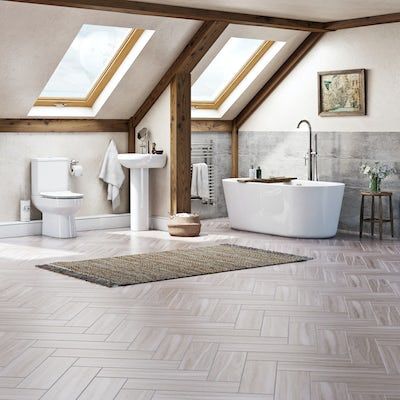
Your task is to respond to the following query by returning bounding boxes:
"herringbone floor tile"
[0,218,399,399]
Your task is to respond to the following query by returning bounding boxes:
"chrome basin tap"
[297,119,318,181]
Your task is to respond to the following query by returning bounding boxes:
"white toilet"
[31,157,84,238]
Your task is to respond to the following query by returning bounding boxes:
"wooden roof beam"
[191,119,232,133]
[235,32,324,128]
[7,2,400,33]
[0,118,129,132]
[130,20,228,129]
[325,13,400,30]
[6,0,328,32]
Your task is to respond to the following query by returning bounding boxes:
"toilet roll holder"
[69,159,82,176]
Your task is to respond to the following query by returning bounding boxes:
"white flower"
[359,161,396,180]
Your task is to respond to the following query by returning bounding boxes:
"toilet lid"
[40,191,84,199]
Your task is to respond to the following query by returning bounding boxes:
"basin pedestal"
[117,153,167,232]
[130,169,149,231]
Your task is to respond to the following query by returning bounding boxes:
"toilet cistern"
[297,119,318,181]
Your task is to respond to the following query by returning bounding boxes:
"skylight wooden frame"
[35,28,145,107]
[191,40,274,110]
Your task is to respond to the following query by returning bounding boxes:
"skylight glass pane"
[192,37,264,102]
[40,24,132,99]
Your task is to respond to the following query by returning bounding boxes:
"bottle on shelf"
[248,165,256,179]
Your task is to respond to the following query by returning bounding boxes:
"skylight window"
[192,37,274,109]
[35,24,144,107]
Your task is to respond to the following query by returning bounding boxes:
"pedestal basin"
[118,154,167,231]
[118,153,167,169]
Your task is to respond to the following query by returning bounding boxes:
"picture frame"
[318,69,366,117]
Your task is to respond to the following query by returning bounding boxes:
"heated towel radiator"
[191,140,216,205]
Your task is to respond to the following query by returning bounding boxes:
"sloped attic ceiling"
[0,1,308,121]
[4,1,399,121]
[1,1,310,121]
[132,0,400,22]
[191,25,308,120]
[0,1,201,119]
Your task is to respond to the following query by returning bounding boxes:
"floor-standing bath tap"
[297,120,318,181]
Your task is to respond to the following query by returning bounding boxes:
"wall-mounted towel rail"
[191,140,215,205]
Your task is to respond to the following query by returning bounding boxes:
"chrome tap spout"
[297,120,318,181]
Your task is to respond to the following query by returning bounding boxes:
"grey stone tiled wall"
[191,132,231,219]
[239,131,400,237]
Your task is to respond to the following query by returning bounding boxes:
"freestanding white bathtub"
[223,179,345,238]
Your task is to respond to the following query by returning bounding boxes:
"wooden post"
[130,21,228,128]
[170,73,191,215]
[231,121,239,178]
[128,122,135,153]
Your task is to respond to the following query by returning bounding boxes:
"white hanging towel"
[198,163,209,202]
[191,163,209,202]
[99,140,125,210]
[191,163,199,198]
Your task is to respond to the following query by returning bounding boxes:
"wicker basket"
[168,213,201,237]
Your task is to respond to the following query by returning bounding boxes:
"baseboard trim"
[76,213,130,232]
[0,220,43,238]
[0,213,131,239]
[150,216,169,232]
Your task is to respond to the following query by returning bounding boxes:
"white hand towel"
[197,163,209,201]
[191,163,199,197]
[99,140,125,210]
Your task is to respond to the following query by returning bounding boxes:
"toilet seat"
[40,191,84,200]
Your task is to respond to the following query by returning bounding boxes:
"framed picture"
[318,69,366,116]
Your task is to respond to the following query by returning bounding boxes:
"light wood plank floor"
[0,219,399,400]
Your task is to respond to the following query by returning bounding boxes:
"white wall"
[136,87,171,218]
[241,23,400,132]
[0,132,129,222]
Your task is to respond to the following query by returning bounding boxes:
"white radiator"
[191,140,216,205]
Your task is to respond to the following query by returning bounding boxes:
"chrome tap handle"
[314,133,318,155]
[314,133,318,181]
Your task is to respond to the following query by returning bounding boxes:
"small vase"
[369,176,381,193]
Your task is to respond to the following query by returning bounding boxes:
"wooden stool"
[359,192,394,239]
